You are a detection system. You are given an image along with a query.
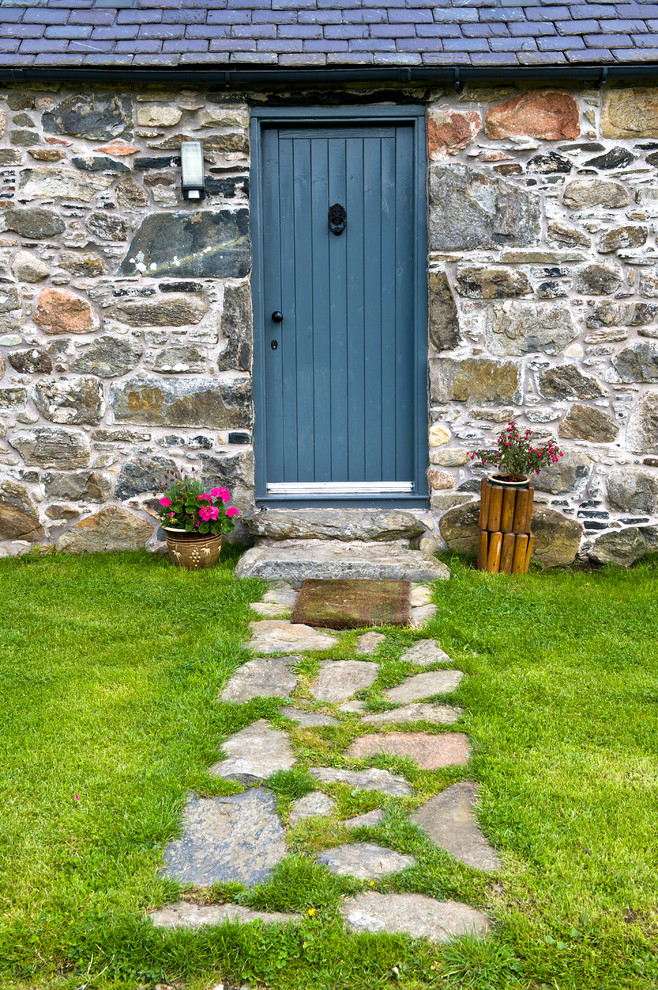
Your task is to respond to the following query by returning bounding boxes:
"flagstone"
[251,601,291,618]
[316,842,415,880]
[410,604,438,628]
[410,782,501,872]
[384,670,464,704]
[344,809,385,829]
[220,656,299,703]
[339,700,367,713]
[356,631,386,654]
[161,789,286,887]
[263,586,298,607]
[310,660,378,703]
[341,892,490,941]
[400,640,453,667]
[245,619,338,654]
[347,732,471,769]
[150,900,301,929]
[310,766,412,796]
[362,703,463,726]
[279,706,339,727]
[209,720,295,784]
[410,585,433,606]
[289,791,336,825]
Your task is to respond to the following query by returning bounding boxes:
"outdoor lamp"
[181,140,205,200]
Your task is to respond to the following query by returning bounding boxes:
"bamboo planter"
[477,478,535,574]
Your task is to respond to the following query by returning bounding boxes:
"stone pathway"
[362,702,462,726]
[341,892,490,941]
[310,659,377,702]
[384,670,463,704]
[289,791,336,825]
[161,790,286,887]
[220,656,299,702]
[310,766,413,797]
[316,842,416,880]
[154,575,498,945]
[246,619,338,653]
[209,720,295,784]
[347,731,471,769]
[411,783,500,872]
[151,901,301,929]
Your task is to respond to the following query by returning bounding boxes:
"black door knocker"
[328,203,347,236]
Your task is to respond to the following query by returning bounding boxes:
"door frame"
[250,105,428,508]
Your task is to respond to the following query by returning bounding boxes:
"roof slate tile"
[0,1,656,70]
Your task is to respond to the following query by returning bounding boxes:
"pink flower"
[159,497,172,507]
[168,512,176,518]
[226,507,239,517]
[196,493,211,502]
[210,487,222,498]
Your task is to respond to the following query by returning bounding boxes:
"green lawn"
[0,548,656,990]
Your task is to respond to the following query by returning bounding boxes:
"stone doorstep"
[234,539,449,588]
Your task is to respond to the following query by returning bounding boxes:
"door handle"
[271,311,284,323]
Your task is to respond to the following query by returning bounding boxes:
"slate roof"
[0,0,657,71]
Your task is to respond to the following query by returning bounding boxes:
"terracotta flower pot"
[163,528,222,570]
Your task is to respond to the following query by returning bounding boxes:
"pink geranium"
[226,506,239,518]
[159,497,172,507]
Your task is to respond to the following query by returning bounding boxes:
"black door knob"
[271,311,283,323]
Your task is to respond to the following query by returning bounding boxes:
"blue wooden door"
[260,121,420,501]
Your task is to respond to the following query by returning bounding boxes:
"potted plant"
[468,421,563,490]
[155,472,239,570]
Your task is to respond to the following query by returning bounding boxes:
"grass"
[0,547,657,990]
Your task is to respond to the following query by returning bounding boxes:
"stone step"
[243,508,424,543]
[234,539,449,587]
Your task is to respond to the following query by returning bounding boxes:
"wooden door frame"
[250,105,429,507]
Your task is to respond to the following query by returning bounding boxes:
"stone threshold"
[242,508,425,544]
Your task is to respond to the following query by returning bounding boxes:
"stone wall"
[0,81,656,565]
[0,86,254,554]
[426,85,658,566]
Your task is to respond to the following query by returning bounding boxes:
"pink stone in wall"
[33,288,99,335]
[428,107,481,160]
[485,88,580,142]
[96,142,140,156]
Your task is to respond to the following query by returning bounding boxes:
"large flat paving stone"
[410,782,501,872]
[362,703,463,726]
[234,539,450,588]
[310,766,412,797]
[220,656,299,703]
[344,809,385,829]
[310,660,378,703]
[341,892,490,941]
[356,631,386,654]
[279,706,339,727]
[245,620,339,654]
[289,791,336,825]
[385,670,463,704]
[263,587,299,607]
[150,900,300,929]
[161,790,286,887]
[400,640,453,667]
[410,604,438,628]
[317,842,416,880]
[251,602,291,618]
[347,732,471,769]
[209,720,295,784]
